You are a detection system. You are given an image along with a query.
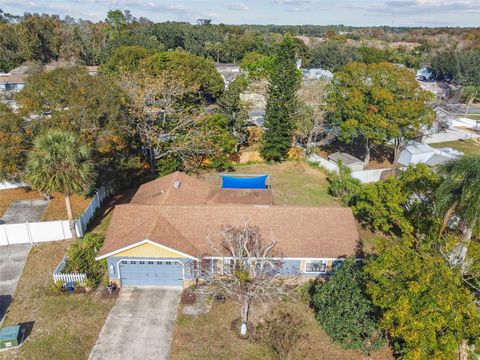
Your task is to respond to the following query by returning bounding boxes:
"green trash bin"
[0,325,21,349]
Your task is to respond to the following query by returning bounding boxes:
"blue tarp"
[221,175,268,189]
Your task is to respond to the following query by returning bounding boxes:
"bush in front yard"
[64,233,106,288]
[312,258,383,353]
[256,304,309,359]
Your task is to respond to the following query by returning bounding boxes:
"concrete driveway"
[89,287,182,360]
[0,244,31,323]
[1,199,48,224]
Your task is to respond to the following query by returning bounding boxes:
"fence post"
[26,220,32,245]
[95,191,101,210]
[3,226,9,246]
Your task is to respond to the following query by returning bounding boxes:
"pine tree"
[260,34,299,161]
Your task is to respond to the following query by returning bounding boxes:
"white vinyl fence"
[0,186,109,246]
[0,181,27,190]
[0,220,79,246]
[53,256,87,285]
[309,154,340,173]
[309,154,393,184]
[77,186,109,236]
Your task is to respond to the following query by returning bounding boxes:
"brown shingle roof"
[0,74,25,84]
[206,189,273,205]
[130,171,212,206]
[131,171,274,206]
[97,204,359,259]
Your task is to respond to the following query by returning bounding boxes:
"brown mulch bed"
[180,288,197,305]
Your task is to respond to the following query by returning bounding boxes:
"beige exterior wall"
[114,242,189,258]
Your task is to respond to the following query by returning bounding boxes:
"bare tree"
[121,70,194,173]
[295,79,334,154]
[202,224,299,336]
[121,71,229,173]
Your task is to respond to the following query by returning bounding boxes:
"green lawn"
[430,140,480,156]
[201,160,338,207]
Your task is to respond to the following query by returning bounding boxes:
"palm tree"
[24,130,94,240]
[436,155,480,266]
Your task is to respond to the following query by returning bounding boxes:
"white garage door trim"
[116,258,185,287]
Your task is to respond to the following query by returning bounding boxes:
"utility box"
[0,325,21,349]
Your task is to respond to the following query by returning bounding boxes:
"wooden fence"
[52,256,87,285]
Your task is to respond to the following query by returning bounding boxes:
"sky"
[0,0,479,27]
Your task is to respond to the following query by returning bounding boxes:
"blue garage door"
[119,260,183,286]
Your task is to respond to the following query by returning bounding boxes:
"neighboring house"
[328,152,365,171]
[86,66,99,76]
[416,67,435,81]
[302,68,334,81]
[215,63,243,87]
[96,172,359,287]
[0,73,25,91]
[248,109,265,126]
[398,141,461,167]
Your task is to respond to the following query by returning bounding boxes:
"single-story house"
[0,74,25,91]
[215,63,243,88]
[96,172,359,287]
[416,67,435,81]
[328,152,365,171]
[398,141,460,167]
[248,109,265,126]
[302,68,334,82]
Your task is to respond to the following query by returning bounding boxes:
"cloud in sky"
[0,0,478,26]
[352,0,480,15]
[226,2,250,10]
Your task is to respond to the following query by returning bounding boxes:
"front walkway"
[89,287,182,360]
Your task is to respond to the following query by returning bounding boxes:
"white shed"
[398,141,460,167]
[328,152,365,171]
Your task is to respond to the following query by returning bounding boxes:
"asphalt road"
[89,287,182,360]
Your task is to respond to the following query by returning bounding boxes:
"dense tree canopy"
[326,62,433,165]
[0,104,30,181]
[366,239,480,359]
[16,66,142,190]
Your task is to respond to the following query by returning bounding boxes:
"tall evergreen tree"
[260,34,299,161]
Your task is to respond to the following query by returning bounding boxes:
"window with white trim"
[305,260,327,273]
[223,259,234,274]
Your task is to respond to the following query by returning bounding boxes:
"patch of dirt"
[94,286,120,301]
[318,140,394,169]
[180,288,196,305]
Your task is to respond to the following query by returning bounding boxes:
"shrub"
[352,177,412,236]
[64,233,106,288]
[256,304,309,360]
[312,258,383,353]
[327,162,361,205]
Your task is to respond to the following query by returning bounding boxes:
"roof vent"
[173,180,181,189]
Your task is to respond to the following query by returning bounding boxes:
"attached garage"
[118,259,184,287]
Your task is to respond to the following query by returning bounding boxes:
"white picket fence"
[0,186,109,246]
[53,256,87,285]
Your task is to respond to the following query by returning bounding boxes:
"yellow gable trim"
[114,243,188,258]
